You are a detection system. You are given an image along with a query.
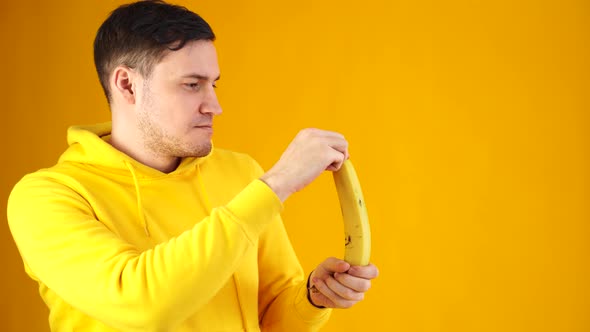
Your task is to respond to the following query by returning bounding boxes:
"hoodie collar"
[58,121,214,238]
[59,121,212,178]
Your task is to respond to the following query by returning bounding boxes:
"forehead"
[154,40,219,78]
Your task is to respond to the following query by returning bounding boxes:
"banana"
[333,159,371,266]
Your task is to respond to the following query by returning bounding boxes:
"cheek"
[146,86,203,126]
[170,94,203,126]
[180,94,206,117]
[185,93,204,109]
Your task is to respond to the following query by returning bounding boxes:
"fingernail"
[312,277,320,284]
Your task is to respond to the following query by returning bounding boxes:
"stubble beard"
[138,115,212,158]
[137,84,212,159]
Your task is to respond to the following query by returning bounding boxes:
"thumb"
[317,257,350,277]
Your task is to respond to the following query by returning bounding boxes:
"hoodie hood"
[57,122,213,236]
[59,122,212,178]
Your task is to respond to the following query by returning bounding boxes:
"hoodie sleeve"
[257,215,333,331]
[249,160,333,331]
[7,173,282,332]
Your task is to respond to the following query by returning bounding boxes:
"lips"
[193,125,213,135]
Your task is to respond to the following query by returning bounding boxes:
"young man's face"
[135,39,222,159]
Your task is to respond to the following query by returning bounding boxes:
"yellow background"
[1,0,588,331]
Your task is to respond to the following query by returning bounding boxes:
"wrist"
[259,171,291,202]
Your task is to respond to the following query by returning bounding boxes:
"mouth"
[193,124,213,135]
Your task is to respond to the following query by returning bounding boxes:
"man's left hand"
[308,257,379,309]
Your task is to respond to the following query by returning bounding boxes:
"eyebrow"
[181,73,221,81]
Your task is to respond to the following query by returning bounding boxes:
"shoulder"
[11,161,94,189]
[7,166,92,229]
[10,163,80,191]
[8,163,93,210]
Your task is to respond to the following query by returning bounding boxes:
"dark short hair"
[93,0,215,103]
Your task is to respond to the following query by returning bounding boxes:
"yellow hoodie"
[7,122,331,331]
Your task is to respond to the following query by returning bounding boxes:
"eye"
[184,82,200,90]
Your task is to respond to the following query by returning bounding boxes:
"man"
[7,1,378,331]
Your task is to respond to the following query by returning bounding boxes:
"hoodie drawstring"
[122,161,210,238]
[124,160,150,236]
[195,163,212,214]
[122,160,249,328]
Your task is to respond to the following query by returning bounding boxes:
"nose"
[200,86,223,116]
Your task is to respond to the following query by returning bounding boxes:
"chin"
[186,142,212,158]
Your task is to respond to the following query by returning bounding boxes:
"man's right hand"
[260,128,349,202]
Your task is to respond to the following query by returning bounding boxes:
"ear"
[111,66,137,105]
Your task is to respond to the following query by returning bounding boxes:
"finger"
[325,150,346,172]
[299,128,345,141]
[309,286,336,308]
[333,272,372,292]
[347,263,380,279]
[324,136,348,156]
[317,257,350,276]
[313,277,356,309]
[322,138,347,170]
[325,275,365,301]
[306,128,346,140]
[326,141,348,171]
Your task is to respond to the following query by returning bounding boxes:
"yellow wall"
[1,1,588,331]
